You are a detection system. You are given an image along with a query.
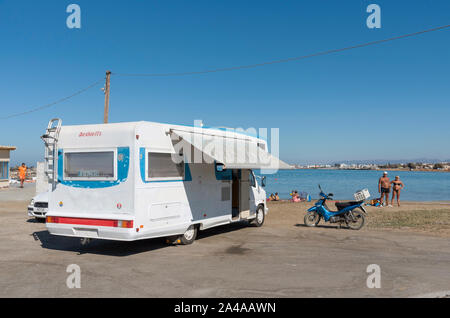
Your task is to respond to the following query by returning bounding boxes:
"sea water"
[256,169,450,201]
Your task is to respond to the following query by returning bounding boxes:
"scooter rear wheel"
[346,209,365,230]
[304,211,321,227]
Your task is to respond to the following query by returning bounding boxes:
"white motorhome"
[43,119,290,244]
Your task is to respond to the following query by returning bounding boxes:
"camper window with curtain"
[147,152,184,180]
[64,151,115,179]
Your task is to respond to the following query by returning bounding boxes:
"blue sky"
[1,0,449,165]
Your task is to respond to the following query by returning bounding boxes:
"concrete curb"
[410,290,450,298]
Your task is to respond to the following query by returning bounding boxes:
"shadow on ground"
[294,223,343,229]
[27,218,45,224]
[198,221,250,239]
[32,221,251,256]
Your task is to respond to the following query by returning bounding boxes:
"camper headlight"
[30,199,35,206]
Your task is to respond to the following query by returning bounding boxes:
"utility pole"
[103,70,111,123]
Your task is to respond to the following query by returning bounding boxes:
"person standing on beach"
[378,171,390,207]
[18,163,27,188]
[391,176,404,207]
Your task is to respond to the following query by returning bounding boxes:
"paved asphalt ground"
[0,185,449,297]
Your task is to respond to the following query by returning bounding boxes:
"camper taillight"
[46,216,133,228]
[46,216,60,224]
[115,220,133,228]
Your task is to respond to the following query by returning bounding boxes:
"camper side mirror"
[261,176,266,187]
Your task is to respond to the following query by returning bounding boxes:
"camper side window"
[147,152,184,181]
[64,151,115,180]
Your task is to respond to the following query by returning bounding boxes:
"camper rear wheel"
[253,205,265,227]
[179,225,198,245]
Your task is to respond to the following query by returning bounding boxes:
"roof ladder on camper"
[41,118,62,190]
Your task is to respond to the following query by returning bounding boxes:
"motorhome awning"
[170,130,292,170]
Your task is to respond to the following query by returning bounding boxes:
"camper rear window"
[147,152,184,180]
[64,151,115,179]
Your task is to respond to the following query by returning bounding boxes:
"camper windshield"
[64,151,115,179]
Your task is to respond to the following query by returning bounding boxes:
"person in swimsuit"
[290,190,295,200]
[378,171,390,207]
[391,176,404,207]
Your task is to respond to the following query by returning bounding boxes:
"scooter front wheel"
[304,211,321,227]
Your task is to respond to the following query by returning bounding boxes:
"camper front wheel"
[179,225,198,245]
[253,205,265,227]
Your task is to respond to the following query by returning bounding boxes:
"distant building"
[0,146,16,188]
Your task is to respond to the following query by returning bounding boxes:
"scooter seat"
[335,201,362,211]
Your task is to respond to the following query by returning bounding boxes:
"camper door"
[249,171,258,214]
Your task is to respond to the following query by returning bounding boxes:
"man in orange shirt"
[18,163,27,188]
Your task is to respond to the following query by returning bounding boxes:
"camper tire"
[179,225,198,245]
[252,205,265,227]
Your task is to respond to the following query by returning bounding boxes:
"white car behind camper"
[42,119,290,245]
[28,191,49,220]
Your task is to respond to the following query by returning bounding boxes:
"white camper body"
[45,121,290,243]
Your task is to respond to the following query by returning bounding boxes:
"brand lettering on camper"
[78,131,102,137]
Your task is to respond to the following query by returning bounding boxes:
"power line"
[2,23,449,120]
[113,23,450,77]
[0,78,104,120]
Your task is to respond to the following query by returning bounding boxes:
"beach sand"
[0,190,449,297]
[266,200,450,238]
